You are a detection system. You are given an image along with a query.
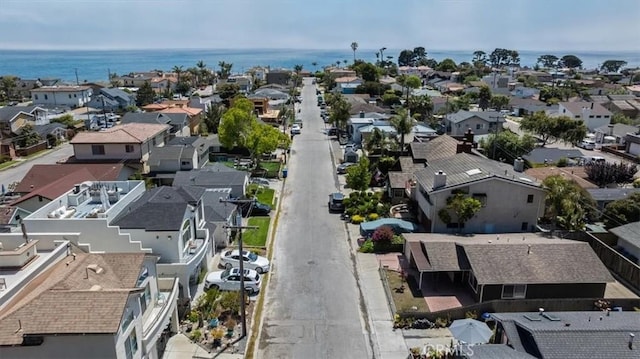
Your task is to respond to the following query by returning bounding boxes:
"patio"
[376,253,476,313]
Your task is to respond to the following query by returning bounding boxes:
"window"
[575,115,580,118]
[74,94,77,98]
[596,115,601,118]
[34,94,39,100]
[181,161,190,166]
[91,145,105,155]
[125,144,134,153]
[589,115,594,118]
[476,123,483,130]
[44,94,48,100]
[68,94,72,99]
[121,310,134,332]
[124,329,138,359]
[527,194,534,203]
[502,284,526,299]
[521,222,529,231]
[393,189,405,198]
[456,124,461,128]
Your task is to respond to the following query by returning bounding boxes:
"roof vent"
[85,264,104,278]
[90,285,103,291]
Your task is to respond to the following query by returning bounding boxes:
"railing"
[143,277,178,340]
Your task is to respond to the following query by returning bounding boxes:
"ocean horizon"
[1,48,639,83]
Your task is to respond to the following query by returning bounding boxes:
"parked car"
[328,192,346,212]
[204,267,262,294]
[250,177,270,186]
[220,249,271,273]
[579,139,596,150]
[336,162,356,174]
[239,200,271,217]
[291,124,301,135]
[327,127,338,136]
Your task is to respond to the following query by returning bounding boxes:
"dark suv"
[328,192,345,212]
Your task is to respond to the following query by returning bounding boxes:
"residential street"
[0,142,74,189]
[256,78,372,358]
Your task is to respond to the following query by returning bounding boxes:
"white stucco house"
[557,102,612,131]
[30,86,92,108]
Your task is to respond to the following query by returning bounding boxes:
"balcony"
[142,277,179,350]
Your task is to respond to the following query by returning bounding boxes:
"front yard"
[247,184,275,205]
[384,269,430,313]
[240,217,271,247]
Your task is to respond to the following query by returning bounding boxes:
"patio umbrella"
[449,318,493,344]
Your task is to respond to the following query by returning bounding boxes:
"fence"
[15,141,47,157]
[600,145,640,163]
[581,232,640,294]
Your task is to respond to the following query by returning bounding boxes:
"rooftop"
[70,123,170,144]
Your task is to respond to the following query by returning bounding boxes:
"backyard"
[384,269,430,313]
[240,217,271,247]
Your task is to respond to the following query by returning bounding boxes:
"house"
[30,86,92,108]
[69,123,170,173]
[15,163,129,195]
[609,221,640,264]
[252,88,290,102]
[594,123,639,146]
[225,75,252,93]
[7,180,212,302]
[348,103,389,116]
[148,136,213,177]
[150,77,177,93]
[490,311,640,359]
[111,185,215,295]
[158,107,203,135]
[334,77,363,94]
[121,112,190,137]
[605,100,640,119]
[397,66,432,77]
[509,98,549,117]
[627,85,640,97]
[524,166,598,190]
[413,152,546,233]
[201,188,238,249]
[34,122,68,145]
[557,102,612,131]
[0,105,49,158]
[444,110,505,136]
[0,249,179,359]
[0,77,45,99]
[481,74,512,89]
[511,86,540,99]
[326,68,356,78]
[86,88,135,111]
[624,133,640,156]
[516,70,553,83]
[404,233,614,300]
[387,157,423,204]
[522,148,584,165]
[172,163,249,198]
[588,188,640,211]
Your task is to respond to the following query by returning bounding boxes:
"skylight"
[465,168,482,176]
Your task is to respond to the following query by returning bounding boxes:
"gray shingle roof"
[202,190,235,222]
[423,242,469,271]
[112,186,204,230]
[34,122,66,137]
[587,188,640,202]
[0,105,39,123]
[594,123,639,137]
[172,165,247,189]
[410,135,460,162]
[464,344,536,359]
[446,110,506,124]
[492,311,640,359]
[148,146,195,165]
[121,112,170,125]
[414,152,539,193]
[610,221,640,247]
[522,148,584,164]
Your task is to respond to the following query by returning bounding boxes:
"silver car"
[220,249,271,273]
[204,267,261,294]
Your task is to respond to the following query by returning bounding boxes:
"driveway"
[256,78,371,358]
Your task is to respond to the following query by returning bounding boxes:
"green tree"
[328,94,351,130]
[611,113,634,125]
[600,60,627,73]
[17,124,42,147]
[135,81,155,106]
[490,94,510,111]
[537,55,559,68]
[382,90,401,107]
[246,122,290,167]
[542,175,595,230]
[350,42,358,62]
[365,127,386,155]
[354,62,379,82]
[355,81,387,97]
[346,156,372,191]
[0,76,17,101]
[52,114,79,128]
[217,83,240,106]
[172,65,184,83]
[602,193,640,228]
[520,112,587,147]
[408,94,434,122]
[390,108,414,155]
[203,103,225,134]
[397,49,414,67]
[397,74,421,104]
[439,193,482,232]
[481,130,536,163]
[489,48,520,68]
[217,61,233,79]
[560,55,583,69]
[436,58,458,72]
[584,161,638,187]
[218,99,256,149]
[472,51,488,66]
[478,85,492,110]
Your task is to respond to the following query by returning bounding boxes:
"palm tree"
[336,60,341,68]
[293,64,303,88]
[218,61,233,79]
[172,65,184,83]
[196,60,207,86]
[365,127,385,154]
[350,42,358,62]
[391,109,414,156]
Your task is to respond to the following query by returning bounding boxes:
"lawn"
[384,269,430,313]
[259,161,281,173]
[240,217,271,247]
[247,184,275,205]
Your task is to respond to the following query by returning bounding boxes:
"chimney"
[359,111,365,118]
[433,170,447,189]
[630,333,635,350]
[464,129,474,144]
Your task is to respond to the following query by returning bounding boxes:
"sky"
[1,0,639,52]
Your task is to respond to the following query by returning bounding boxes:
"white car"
[250,177,270,186]
[204,267,261,294]
[291,124,301,135]
[220,249,271,273]
[579,139,596,150]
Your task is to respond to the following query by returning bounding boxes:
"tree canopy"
[519,112,587,146]
[600,60,628,73]
[135,81,155,106]
[584,161,638,187]
[218,97,256,149]
[390,108,414,155]
[481,130,536,164]
[245,122,290,165]
[328,94,351,130]
[438,193,482,232]
[537,55,559,68]
[542,175,596,230]
[488,48,520,68]
[346,157,372,191]
[602,193,640,228]
[560,55,583,69]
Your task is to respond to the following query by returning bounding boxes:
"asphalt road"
[0,142,74,189]
[256,78,371,358]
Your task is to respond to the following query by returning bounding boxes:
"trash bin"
[282,168,288,178]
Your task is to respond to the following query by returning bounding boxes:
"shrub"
[351,215,365,224]
[391,235,404,245]
[349,191,360,199]
[368,213,379,221]
[633,178,640,188]
[188,310,199,323]
[372,225,394,243]
[190,329,202,341]
[359,239,374,253]
[219,291,241,314]
[556,157,568,167]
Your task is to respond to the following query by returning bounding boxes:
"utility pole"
[221,198,258,339]
[489,115,503,159]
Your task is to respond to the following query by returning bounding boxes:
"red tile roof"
[14,164,125,194]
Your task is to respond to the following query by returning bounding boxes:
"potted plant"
[211,327,225,348]
[225,318,237,338]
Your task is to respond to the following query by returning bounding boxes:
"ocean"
[0,48,639,83]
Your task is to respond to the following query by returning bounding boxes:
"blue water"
[0,48,639,83]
